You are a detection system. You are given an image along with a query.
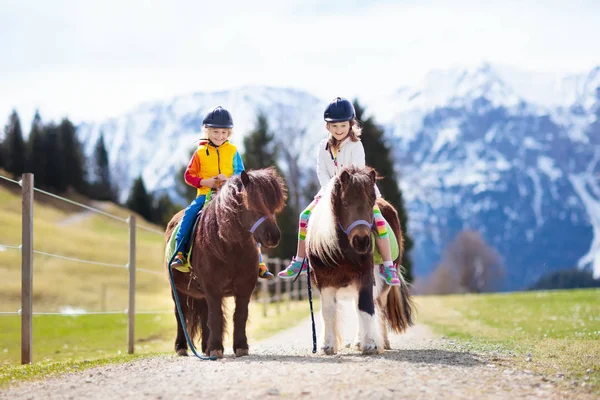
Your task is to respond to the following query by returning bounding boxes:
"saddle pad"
[372,219,400,265]
[166,215,202,273]
[166,196,209,273]
[165,222,189,272]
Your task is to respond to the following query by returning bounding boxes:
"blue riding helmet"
[324,97,355,122]
[203,106,234,128]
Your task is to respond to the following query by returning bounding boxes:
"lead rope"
[167,244,217,361]
[305,258,317,353]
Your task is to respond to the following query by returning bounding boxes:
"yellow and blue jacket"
[184,140,245,197]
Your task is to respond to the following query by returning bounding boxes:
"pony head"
[215,167,287,248]
[334,166,377,254]
[307,166,378,263]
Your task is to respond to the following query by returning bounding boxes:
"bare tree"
[423,230,504,294]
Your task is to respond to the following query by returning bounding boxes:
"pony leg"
[233,293,251,357]
[198,299,210,354]
[377,286,392,350]
[357,273,384,355]
[174,304,188,356]
[205,292,225,358]
[321,287,340,355]
[373,267,391,350]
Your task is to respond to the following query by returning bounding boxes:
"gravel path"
[2,304,595,399]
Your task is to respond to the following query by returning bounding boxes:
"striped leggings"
[298,198,388,240]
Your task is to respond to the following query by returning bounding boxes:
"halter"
[249,215,268,233]
[339,219,374,236]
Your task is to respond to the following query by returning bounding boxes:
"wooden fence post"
[261,277,268,317]
[21,173,33,365]
[127,215,136,354]
[274,257,281,315]
[284,259,292,310]
[300,274,308,301]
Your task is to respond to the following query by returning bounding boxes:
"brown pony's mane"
[197,167,287,260]
[241,166,287,216]
[307,165,377,266]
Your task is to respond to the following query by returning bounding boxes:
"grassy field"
[0,179,318,386]
[0,182,170,315]
[0,300,316,386]
[416,289,600,389]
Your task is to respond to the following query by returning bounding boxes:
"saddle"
[371,219,400,264]
[165,208,204,273]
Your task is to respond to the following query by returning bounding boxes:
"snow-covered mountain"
[76,63,600,289]
[372,63,600,288]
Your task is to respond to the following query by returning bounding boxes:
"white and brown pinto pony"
[306,166,414,355]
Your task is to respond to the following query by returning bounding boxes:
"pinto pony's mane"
[198,167,287,259]
[306,165,377,266]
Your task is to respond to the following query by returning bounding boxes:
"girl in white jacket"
[278,97,401,286]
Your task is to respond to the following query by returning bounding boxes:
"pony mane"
[243,167,287,216]
[306,175,342,265]
[306,165,377,265]
[209,167,287,244]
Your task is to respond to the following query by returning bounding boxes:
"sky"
[1,0,599,125]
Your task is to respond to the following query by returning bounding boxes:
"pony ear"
[340,170,351,185]
[241,170,250,188]
[368,169,377,184]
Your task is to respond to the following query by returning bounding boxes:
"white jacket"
[315,138,381,198]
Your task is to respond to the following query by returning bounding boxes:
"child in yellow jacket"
[170,106,274,280]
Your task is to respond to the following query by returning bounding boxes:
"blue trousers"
[175,195,206,254]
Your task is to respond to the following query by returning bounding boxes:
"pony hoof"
[384,339,391,350]
[176,348,189,357]
[322,345,337,355]
[235,348,249,357]
[209,350,223,359]
[361,340,379,355]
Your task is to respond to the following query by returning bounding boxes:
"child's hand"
[202,177,218,188]
[217,174,228,181]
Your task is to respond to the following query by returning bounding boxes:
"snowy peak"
[373,62,521,121]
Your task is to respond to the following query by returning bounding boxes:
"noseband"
[339,219,374,236]
[249,215,274,234]
[249,215,267,233]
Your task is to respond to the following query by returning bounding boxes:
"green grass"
[416,289,600,389]
[0,300,316,387]
[0,184,171,315]
[0,354,153,388]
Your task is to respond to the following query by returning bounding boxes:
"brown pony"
[306,165,414,355]
[164,167,287,358]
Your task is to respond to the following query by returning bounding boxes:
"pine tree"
[242,113,278,168]
[26,111,47,187]
[57,118,87,193]
[353,100,414,283]
[91,132,117,201]
[3,110,27,179]
[0,132,4,169]
[174,163,197,204]
[125,176,154,222]
[44,123,68,192]
[243,112,296,259]
[152,193,179,227]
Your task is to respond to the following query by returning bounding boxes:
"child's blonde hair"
[326,117,362,149]
[202,125,233,140]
